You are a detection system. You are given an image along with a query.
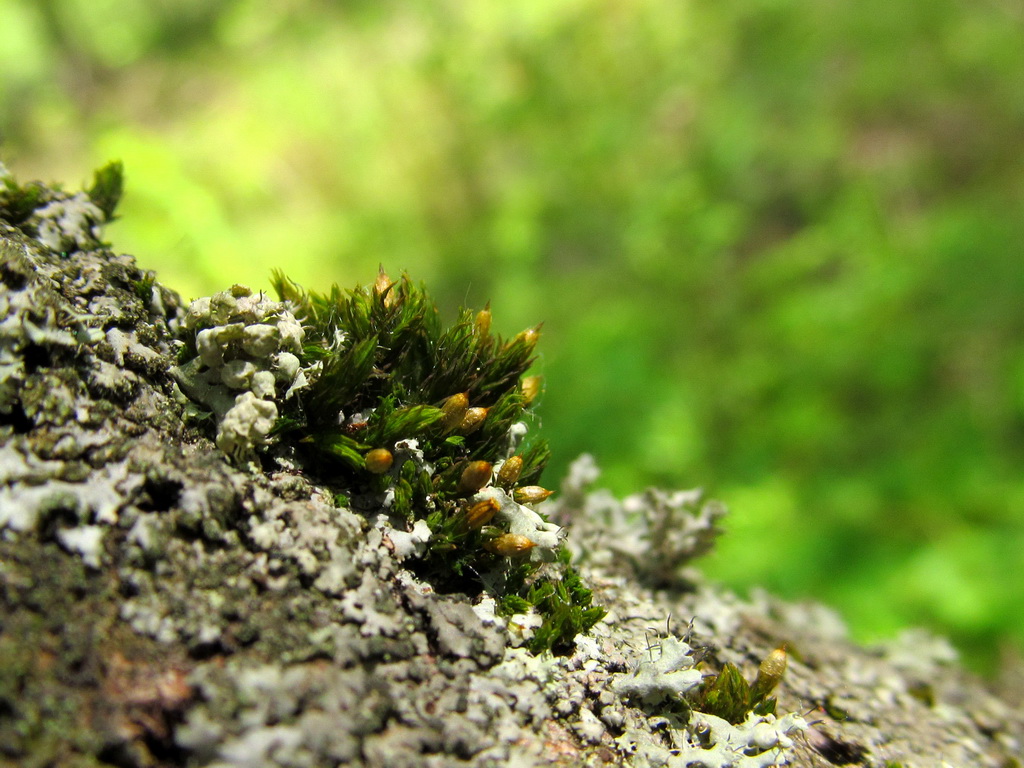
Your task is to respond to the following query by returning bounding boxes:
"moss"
[130,273,156,302]
[0,176,48,227]
[497,550,605,653]
[695,647,788,725]
[86,160,124,224]
[172,268,605,653]
[272,270,604,653]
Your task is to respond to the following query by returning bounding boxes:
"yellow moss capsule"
[364,448,394,474]
[374,266,396,307]
[440,392,470,432]
[496,456,524,488]
[513,485,554,505]
[475,304,492,337]
[457,460,493,493]
[464,498,500,529]
[512,325,541,351]
[750,645,788,703]
[521,376,542,405]
[485,533,536,556]
[458,407,488,434]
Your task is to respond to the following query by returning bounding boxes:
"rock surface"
[1,168,1021,767]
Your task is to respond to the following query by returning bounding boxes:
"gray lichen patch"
[28,193,106,253]
[0,225,183,570]
[171,285,311,462]
[611,635,705,706]
[551,454,726,588]
[2,165,1022,768]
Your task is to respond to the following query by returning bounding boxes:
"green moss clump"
[85,160,124,223]
[695,646,788,724]
[0,174,48,227]
[262,269,604,652]
[270,269,548,497]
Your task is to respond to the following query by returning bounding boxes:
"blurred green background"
[3,0,1023,673]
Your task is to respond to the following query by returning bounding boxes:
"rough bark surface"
[1,179,1022,768]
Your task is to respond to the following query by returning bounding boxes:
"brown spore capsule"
[485,533,536,556]
[475,304,492,337]
[458,407,488,434]
[496,456,524,488]
[464,498,500,529]
[440,392,469,432]
[365,448,394,474]
[513,485,554,505]
[457,460,493,493]
[750,645,788,702]
[512,325,541,351]
[373,265,395,306]
[521,376,542,405]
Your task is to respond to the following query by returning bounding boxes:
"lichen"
[29,193,106,253]
[612,636,705,705]
[1,159,122,252]
[171,285,310,461]
[551,453,726,588]
[607,635,805,767]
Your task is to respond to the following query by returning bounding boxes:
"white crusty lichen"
[0,345,24,414]
[172,285,312,460]
[0,274,84,413]
[29,193,106,252]
[672,711,807,768]
[551,454,725,585]
[612,636,806,768]
[612,636,705,705]
[0,446,134,568]
[383,517,433,560]
[217,391,280,459]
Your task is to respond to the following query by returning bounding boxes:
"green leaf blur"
[4,0,1022,672]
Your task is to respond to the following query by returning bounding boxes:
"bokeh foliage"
[3,0,1022,671]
